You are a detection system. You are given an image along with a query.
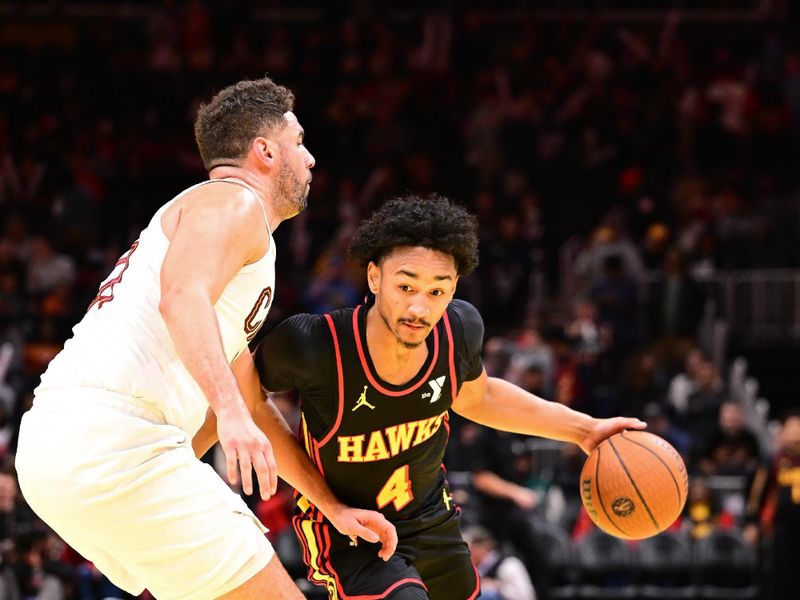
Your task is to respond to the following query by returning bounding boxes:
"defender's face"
[276,111,315,215]
[369,247,458,349]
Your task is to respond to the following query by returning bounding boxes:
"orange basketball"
[579,430,689,540]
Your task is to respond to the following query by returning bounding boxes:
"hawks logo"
[244,286,273,341]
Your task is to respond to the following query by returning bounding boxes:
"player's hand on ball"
[579,417,647,455]
[216,404,278,500]
[328,506,398,561]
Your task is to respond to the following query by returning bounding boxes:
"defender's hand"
[216,406,278,499]
[328,506,398,561]
[579,417,647,455]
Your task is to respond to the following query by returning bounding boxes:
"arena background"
[0,1,798,599]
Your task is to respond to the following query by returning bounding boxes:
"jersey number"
[88,240,139,311]
[376,465,413,511]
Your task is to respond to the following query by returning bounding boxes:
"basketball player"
[14,78,396,600]
[196,195,647,599]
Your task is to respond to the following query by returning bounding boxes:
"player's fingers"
[350,521,380,544]
[225,447,239,486]
[252,449,277,500]
[250,451,270,500]
[359,512,398,558]
[266,449,278,498]
[380,520,398,559]
[239,453,254,496]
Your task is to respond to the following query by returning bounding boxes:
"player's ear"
[252,137,277,168]
[367,262,380,294]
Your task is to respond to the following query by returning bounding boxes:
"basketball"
[579,430,689,540]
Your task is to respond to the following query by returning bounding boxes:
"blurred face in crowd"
[780,415,800,456]
[719,402,745,435]
[695,360,719,391]
[368,247,458,350]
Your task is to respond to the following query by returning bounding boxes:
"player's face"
[369,247,458,349]
[275,112,315,216]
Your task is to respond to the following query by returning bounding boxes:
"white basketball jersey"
[36,179,276,436]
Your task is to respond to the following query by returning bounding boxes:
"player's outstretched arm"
[452,369,646,454]
[160,184,276,498]
[193,351,398,561]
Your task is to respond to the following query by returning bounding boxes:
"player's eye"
[430,289,445,296]
[399,285,412,292]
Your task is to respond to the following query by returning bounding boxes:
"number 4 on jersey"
[376,465,413,511]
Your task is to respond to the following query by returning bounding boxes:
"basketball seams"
[607,437,660,533]
[594,444,631,537]
[619,430,684,512]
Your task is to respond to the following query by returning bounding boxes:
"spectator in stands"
[464,526,537,600]
[665,346,707,417]
[465,425,551,597]
[24,238,75,298]
[697,401,761,477]
[647,246,705,342]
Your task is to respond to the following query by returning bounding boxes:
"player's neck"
[365,307,429,386]
[208,166,281,232]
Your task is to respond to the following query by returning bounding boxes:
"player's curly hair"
[194,77,295,171]
[348,194,479,276]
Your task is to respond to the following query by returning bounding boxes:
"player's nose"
[407,300,430,320]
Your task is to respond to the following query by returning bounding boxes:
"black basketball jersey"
[254,296,484,521]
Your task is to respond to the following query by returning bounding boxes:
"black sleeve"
[253,313,329,392]
[447,299,485,383]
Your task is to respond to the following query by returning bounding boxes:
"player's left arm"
[447,300,644,454]
[452,371,645,454]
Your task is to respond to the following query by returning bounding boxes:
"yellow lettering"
[414,415,439,445]
[778,467,800,503]
[385,422,418,455]
[364,430,391,462]
[337,435,365,462]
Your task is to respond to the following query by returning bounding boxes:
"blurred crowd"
[0,1,799,599]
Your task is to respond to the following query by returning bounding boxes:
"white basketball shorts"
[15,389,275,600]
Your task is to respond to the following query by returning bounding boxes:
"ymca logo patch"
[425,376,446,403]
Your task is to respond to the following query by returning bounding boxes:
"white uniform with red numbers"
[16,179,277,600]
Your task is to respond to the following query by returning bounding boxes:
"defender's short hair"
[194,77,295,171]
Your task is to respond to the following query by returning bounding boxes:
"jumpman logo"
[352,386,376,412]
[442,488,454,511]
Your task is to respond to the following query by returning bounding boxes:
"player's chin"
[398,330,427,349]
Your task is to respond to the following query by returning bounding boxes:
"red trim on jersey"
[341,579,429,600]
[442,311,458,400]
[442,412,451,441]
[292,516,312,569]
[311,436,326,478]
[352,304,439,396]
[296,520,427,600]
[319,314,346,448]
[298,419,325,521]
[322,523,427,599]
[467,563,481,600]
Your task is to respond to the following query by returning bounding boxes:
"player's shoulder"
[446,299,484,331]
[272,312,330,341]
[181,179,262,219]
[445,299,484,356]
[255,312,331,372]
